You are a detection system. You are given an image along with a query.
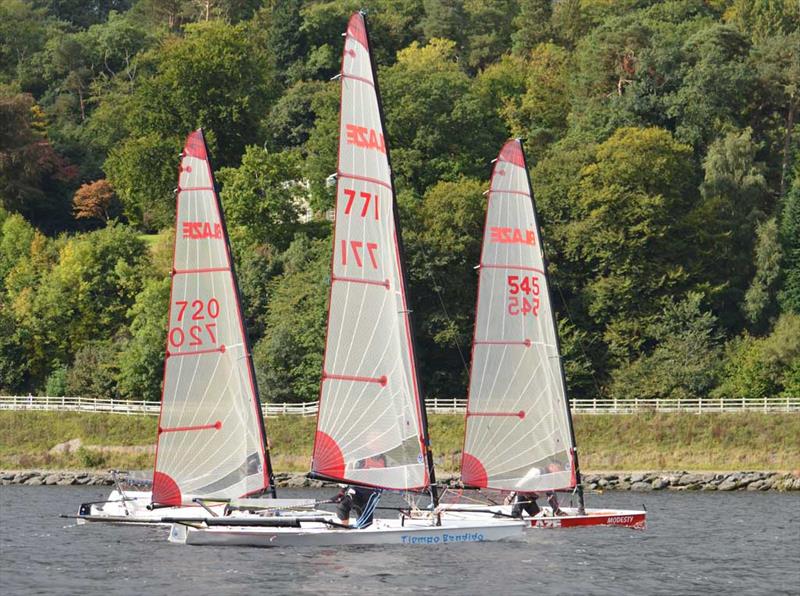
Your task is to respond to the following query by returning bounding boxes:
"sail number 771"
[507,275,540,317]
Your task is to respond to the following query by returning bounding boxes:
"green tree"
[566,127,698,363]
[116,276,170,401]
[779,175,800,314]
[404,177,485,397]
[751,31,800,197]
[714,313,800,400]
[610,292,723,401]
[380,38,505,194]
[129,20,277,166]
[462,0,517,70]
[0,212,35,283]
[104,132,180,229]
[725,0,800,43]
[0,0,53,84]
[670,24,753,149]
[0,304,28,392]
[253,236,330,403]
[501,43,572,159]
[421,0,467,48]
[66,339,122,399]
[690,128,769,328]
[512,0,553,54]
[743,217,782,328]
[217,146,304,250]
[0,89,76,230]
[26,223,149,380]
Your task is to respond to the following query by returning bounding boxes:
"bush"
[76,447,107,468]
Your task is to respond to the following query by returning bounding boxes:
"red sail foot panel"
[313,431,345,479]
[461,453,488,488]
[152,471,182,506]
[183,130,208,159]
[498,139,525,167]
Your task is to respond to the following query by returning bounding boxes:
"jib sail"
[311,13,430,491]
[152,129,273,506]
[461,139,576,492]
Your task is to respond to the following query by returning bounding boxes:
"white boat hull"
[169,516,526,547]
[439,504,647,529]
[77,490,210,525]
[77,490,327,525]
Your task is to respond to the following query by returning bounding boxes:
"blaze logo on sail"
[489,227,536,245]
[345,124,386,154]
[182,221,223,240]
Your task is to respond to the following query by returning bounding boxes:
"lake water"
[0,486,798,595]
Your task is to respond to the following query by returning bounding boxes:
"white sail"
[311,13,428,491]
[461,139,575,492]
[152,130,271,505]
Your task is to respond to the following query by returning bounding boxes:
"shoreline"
[2,470,799,491]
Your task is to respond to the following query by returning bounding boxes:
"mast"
[151,129,274,505]
[518,139,584,514]
[362,11,438,507]
[310,12,432,496]
[461,138,576,496]
[199,131,277,499]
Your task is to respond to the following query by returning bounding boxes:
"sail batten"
[311,13,428,491]
[152,129,272,506]
[461,139,575,493]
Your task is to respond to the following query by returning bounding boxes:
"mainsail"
[311,12,430,491]
[461,139,577,492]
[152,129,273,506]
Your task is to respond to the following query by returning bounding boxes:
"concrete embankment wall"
[3,470,799,491]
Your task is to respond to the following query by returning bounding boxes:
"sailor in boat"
[507,463,566,518]
[333,452,386,528]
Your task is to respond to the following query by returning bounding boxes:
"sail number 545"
[507,275,540,317]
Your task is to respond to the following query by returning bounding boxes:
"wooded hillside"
[1,0,798,402]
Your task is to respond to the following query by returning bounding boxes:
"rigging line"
[416,239,469,375]
[549,269,605,401]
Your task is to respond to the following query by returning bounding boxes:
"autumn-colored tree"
[72,179,115,222]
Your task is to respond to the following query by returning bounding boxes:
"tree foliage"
[1,3,798,402]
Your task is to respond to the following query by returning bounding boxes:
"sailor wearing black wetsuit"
[510,491,563,518]
[333,453,386,528]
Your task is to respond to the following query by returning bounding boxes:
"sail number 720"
[507,275,540,317]
[169,298,221,348]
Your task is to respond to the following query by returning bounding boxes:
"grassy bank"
[1,411,798,473]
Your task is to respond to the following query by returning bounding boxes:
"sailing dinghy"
[168,13,525,547]
[443,139,646,529]
[74,130,323,524]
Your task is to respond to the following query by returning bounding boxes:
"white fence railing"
[1,395,798,416]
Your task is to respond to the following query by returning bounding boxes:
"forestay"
[461,139,575,492]
[152,130,271,505]
[311,13,428,491]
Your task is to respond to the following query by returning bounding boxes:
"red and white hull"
[440,504,646,529]
[528,507,646,529]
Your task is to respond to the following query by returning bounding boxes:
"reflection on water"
[0,486,798,595]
